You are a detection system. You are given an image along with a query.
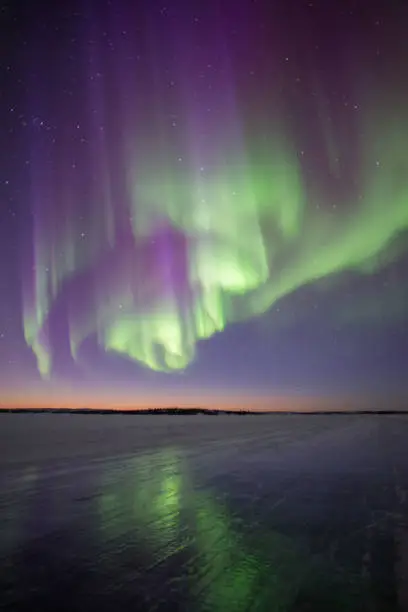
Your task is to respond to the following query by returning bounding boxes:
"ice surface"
[0,413,408,611]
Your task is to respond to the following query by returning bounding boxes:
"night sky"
[1,0,408,409]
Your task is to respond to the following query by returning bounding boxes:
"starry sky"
[1,0,408,410]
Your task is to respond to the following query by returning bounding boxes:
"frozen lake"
[1,413,408,611]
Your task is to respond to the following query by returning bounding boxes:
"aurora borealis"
[1,0,408,407]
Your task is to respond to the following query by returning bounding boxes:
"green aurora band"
[23,110,408,377]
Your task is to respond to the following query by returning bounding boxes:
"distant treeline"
[0,407,251,415]
[0,408,407,415]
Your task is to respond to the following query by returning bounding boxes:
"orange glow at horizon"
[0,387,377,412]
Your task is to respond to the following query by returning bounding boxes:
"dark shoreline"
[1,408,407,415]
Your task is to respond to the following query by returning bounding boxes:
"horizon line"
[1,406,408,414]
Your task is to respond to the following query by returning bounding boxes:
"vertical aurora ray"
[22,4,408,379]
